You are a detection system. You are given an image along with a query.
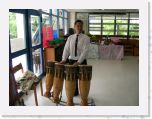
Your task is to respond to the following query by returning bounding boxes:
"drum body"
[78,65,92,106]
[44,61,56,97]
[53,63,65,103]
[64,65,78,106]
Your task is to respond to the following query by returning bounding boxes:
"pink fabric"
[98,44,124,60]
[111,37,121,43]
[43,26,53,48]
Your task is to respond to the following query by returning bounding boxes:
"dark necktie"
[75,35,79,56]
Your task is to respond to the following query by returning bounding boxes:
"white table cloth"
[98,44,124,60]
[87,43,99,59]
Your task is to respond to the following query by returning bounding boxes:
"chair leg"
[40,81,43,96]
[34,85,38,106]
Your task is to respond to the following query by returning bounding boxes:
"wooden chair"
[10,63,43,106]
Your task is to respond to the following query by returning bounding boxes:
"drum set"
[44,61,94,106]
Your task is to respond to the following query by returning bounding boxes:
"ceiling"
[66,9,139,13]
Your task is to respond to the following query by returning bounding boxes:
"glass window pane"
[89,19,101,23]
[9,12,26,53]
[116,14,129,19]
[102,31,114,35]
[129,31,139,36]
[64,11,67,18]
[64,19,68,35]
[52,16,58,30]
[89,15,101,23]
[42,14,50,25]
[12,54,27,80]
[31,15,41,46]
[59,18,63,29]
[89,27,101,30]
[116,25,128,30]
[89,31,101,35]
[116,31,127,35]
[130,24,139,30]
[32,48,43,76]
[52,9,57,15]
[103,24,114,30]
[130,20,139,24]
[102,15,115,20]
[89,24,101,27]
[103,19,114,23]
[59,9,63,17]
[116,19,128,24]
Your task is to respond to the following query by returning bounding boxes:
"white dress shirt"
[62,33,90,63]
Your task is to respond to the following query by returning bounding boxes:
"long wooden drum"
[53,63,65,104]
[64,65,78,106]
[78,65,92,106]
[44,61,56,97]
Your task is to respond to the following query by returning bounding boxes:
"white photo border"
[0,0,149,116]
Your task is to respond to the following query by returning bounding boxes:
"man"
[60,20,90,96]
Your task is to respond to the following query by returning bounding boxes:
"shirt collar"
[75,33,82,36]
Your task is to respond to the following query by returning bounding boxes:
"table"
[87,43,99,59]
[98,44,124,60]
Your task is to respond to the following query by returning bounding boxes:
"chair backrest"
[9,63,24,106]
[11,63,24,75]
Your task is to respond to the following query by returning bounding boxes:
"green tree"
[9,12,17,39]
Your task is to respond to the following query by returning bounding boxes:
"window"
[59,9,63,17]
[52,9,57,15]
[64,19,68,35]
[88,13,139,37]
[129,14,139,36]
[102,15,115,35]
[32,48,43,76]
[116,15,128,36]
[30,15,41,46]
[9,12,26,53]
[50,9,69,38]
[52,16,58,30]
[42,14,50,26]
[64,11,68,18]
[89,15,101,35]
[59,18,63,29]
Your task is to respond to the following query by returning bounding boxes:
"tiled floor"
[22,56,139,106]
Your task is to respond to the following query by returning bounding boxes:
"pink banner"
[43,26,53,48]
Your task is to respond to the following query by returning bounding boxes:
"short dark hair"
[74,20,83,25]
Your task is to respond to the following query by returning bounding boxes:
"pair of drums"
[64,65,92,106]
[44,61,92,106]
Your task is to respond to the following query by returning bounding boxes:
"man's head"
[74,20,83,34]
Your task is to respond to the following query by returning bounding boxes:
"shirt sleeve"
[62,36,70,61]
[78,36,90,63]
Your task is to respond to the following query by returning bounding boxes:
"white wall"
[69,11,76,28]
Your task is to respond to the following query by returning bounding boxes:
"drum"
[64,65,78,106]
[44,61,56,97]
[52,63,65,104]
[78,65,92,106]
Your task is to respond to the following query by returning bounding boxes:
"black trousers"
[68,59,87,96]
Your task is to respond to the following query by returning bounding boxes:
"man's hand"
[73,62,80,66]
[60,60,66,64]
